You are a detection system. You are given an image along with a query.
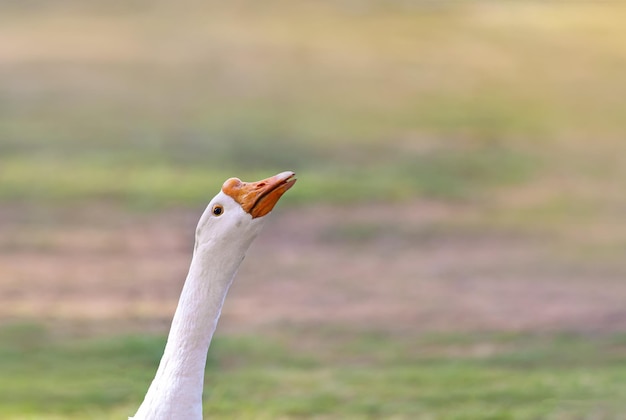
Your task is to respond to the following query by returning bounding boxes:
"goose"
[131,171,297,420]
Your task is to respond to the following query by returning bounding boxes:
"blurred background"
[2,1,626,418]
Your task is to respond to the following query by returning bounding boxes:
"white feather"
[131,192,266,419]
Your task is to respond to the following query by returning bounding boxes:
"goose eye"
[212,204,224,216]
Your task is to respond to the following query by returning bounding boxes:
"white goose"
[131,171,297,420]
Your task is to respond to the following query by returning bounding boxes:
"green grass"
[0,144,536,207]
[2,3,626,417]
[2,1,626,209]
[1,323,626,419]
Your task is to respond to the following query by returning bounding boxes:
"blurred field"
[2,0,626,419]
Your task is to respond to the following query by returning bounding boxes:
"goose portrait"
[131,171,297,419]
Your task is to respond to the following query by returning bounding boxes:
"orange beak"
[222,171,297,218]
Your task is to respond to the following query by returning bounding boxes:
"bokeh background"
[2,1,626,418]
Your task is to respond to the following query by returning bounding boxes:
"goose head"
[194,171,297,254]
